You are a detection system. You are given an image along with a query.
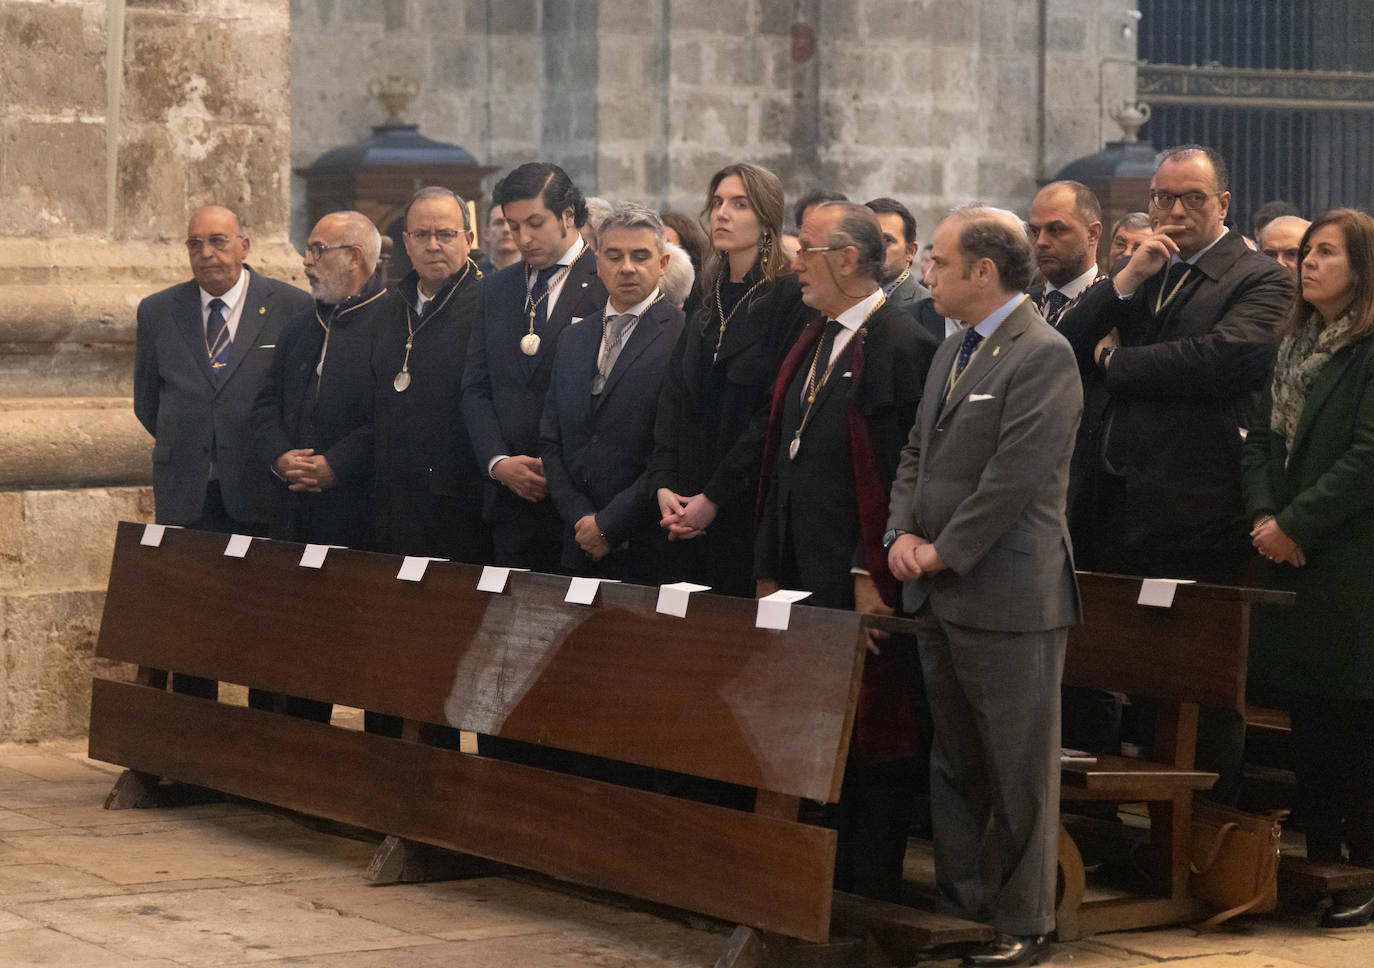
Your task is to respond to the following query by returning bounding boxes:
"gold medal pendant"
[393,369,411,392]
[520,332,541,356]
[788,434,801,461]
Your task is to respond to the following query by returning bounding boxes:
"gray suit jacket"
[887,297,1082,631]
[133,267,313,525]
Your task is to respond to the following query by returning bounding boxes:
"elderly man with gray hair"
[755,200,938,902]
[540,202,686,581]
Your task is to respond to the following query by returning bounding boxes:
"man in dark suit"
[371,187,488,563]
[541,203,685,583]
[134,204,313,699]
[865,196,931,316]
[462,162,607,571]
[252,211,385,551]
[1063,145,1293,582]
[887,206,1081,967]
[755,201,937,902]
[1026,181,1104,329]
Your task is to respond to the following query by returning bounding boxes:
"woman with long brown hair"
[649,162,809,595]
[1243,207,1374,928]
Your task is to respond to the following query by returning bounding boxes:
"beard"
[309,267,353,304]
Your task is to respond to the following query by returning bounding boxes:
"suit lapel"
[937,300,1032,424]
[525,247,596,381]
[597,301,664,404]
[220,271,273,389]
[174,283,218,387]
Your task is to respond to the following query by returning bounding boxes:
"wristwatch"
[882,528,909,549]
[1098,344,1117,369]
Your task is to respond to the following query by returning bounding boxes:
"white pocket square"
[257,344,275,349]
[969,393,995,402]
[571,316,584,326]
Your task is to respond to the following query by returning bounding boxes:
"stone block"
[669,40,703,86]
[0,589,131,741]
[669,92,750,147]
[486,0,537,33]
[759,95,794,145]
[0,120,106,237]
[2,486,154,593]
[670,0,748,35]
[0,3,106,116]
[121,11,291,128]
[598,93,658,145]
[1048,13,1089,51]
[863,0,927,37]
[757,0,794,35]
[715,39,769,87]
[115,125,188,241]
[183,124,293,238]
[817,0,860,39]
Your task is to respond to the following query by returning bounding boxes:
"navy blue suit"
[541,296,686,582]
[461,245,606,569]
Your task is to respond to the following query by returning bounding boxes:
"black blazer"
[370,265,487,559]
[755,302,937,607]
[1062,230,1293,563]
[541,297,686,578]
[133,267,313,525]
[251,278,385,547]
[461,245,607,521]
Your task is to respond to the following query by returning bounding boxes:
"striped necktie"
[206,298,232,381]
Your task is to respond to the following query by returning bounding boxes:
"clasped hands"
[1251,515,1306,567]
[887,532,946,581]
[275,448,336,492]
[492,455,548,502]
[657,488,715,541]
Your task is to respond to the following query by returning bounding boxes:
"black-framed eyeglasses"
[406,229,464,244]
[303,242,357,260]
[186,234,244,253]
[1148,190,1220,212]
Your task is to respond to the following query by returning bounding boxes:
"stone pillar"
[0,0,301,739]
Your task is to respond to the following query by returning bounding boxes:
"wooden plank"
[829,891,992,955]
[1065,572,1263,710]
[1060,755,1217,794]
[1279,855,1374,899]
[95,522,863,803]
[365,835,498,884]
[88,678,837,943]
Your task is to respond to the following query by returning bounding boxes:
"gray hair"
[584,196,615,234]
[404,186,472,230]
[1111,211,1150,238]
[949,204,1035,292]
[334,210,382,273]
[594,202,667,253]
[660,241,695,307]
[818,201,891,285]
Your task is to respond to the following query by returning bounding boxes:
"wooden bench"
[1054,572,1294,939]
[87,522,989,967]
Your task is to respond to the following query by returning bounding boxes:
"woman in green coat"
[1243,207,1374,928]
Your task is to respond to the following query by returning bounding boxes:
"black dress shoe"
[962,933,1051,967]
[1321,890,1374,928]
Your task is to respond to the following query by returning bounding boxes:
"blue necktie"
[529,264,560,329]
[951,328,984,385]
[1043,290,1069,327]
[206,298,232,381]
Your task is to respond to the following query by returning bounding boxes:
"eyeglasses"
[798,244,843,257]
[185,234,243,253]
[1148,190,1220,212]
[303,242,357,260]
[406,229,464,244]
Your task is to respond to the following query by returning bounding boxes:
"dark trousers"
[1289,694,1374,867]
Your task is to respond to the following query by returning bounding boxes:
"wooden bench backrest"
[1065,572,1289,712]
[95,522,864,803]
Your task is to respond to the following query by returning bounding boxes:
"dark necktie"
[530,264,560,329]
[1155,262,1192,315]
[1043,289,1069,327]
[206,298,232,381]
[803,320,843,403]
[950,327,984,385]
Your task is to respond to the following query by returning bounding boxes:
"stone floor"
[1,739,1372,968]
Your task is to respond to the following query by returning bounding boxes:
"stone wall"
[0,0,301,740]
[291,0,1137,243]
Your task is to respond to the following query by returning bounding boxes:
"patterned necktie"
[529,264,560,329]
[206,298,232,380]
[1043,289,1069,327]
[803,319,844,403]
[592,312,634,394]
[951,327,984,384]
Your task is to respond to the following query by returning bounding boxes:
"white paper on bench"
[397,556,447,582]
[656,582,711,617]
[224,533,257,558]
[565,576,618,605]
[299,544,346,569]
[1137,577,1195,608]
[756,589,812,630]
[139,524,182,547]
[477,565,529,593]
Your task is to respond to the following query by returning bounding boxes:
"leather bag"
[1189,800,1288,929]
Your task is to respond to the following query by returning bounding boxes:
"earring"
[759,232,772,271]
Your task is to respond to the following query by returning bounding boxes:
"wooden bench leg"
[716,926,765,968]
[715,925,866,968]
[104,769,163,810]
[1056,822,1087,941]
[365,835,497,885]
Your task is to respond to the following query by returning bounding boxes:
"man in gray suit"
[885,206,1081,968]
[134,205,312,698]
[135,205,312,534]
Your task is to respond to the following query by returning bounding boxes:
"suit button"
[591,434,599,443]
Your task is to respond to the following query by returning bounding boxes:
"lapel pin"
[258,306,266,314]
[993,346,1000,357]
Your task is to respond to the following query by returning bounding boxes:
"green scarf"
[1270,310,1356,447]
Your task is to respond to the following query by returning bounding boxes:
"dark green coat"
[1243,332,1374,699]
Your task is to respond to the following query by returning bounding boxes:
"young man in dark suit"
[887,206,1082,967]
[462,163,607,571]
[540,203,685,583]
